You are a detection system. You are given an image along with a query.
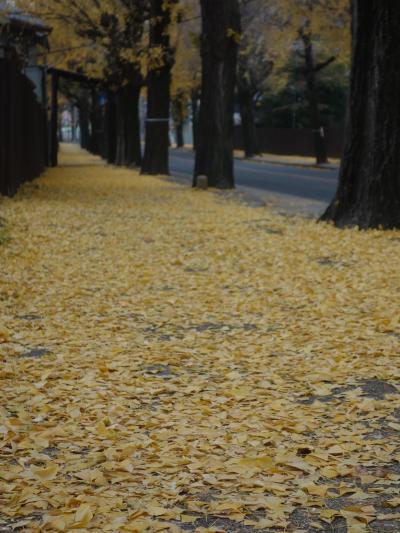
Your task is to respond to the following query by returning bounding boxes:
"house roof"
[0,2,52,34]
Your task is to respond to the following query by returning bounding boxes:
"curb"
[234,155,339,172]
[176,147,339,172]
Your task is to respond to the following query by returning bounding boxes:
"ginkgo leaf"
[180,515,198,523]
[95,421,117,439]
[146,504,170,517]
[42,515,68,531]
[384,498,400,508]
[237,456,274,468]
[30,463,58,481]
[0,327,10,343]
[300,482,328,497]
[74,504,94,527]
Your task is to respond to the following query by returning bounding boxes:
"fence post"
[0,58,47,197]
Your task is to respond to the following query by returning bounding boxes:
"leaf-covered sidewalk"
[1,145,400,533]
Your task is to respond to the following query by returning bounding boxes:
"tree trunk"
[191,90,199,151]
[58,123,63,143]
[89,90,102,156]
[302,33,328,165]
[172,93,185,148]
[176,122,184,148]
[321,1,400,229]
[79,102,90,151]
[50,71,59,167]
[141,0,175,175]
[125,84,142,167]
[71,107,77,143]
[237,69,259,158]
[115,84,142,167]
[98,101,107,159]
[194,0,240,188]
[115,88,126,166]
[105,91,117,164]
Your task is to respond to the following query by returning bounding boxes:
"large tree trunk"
[194,0,240,188]
[237,68,259,158]
[302,33,328,165]
[321,1,400,229]
[141,0,175,175]
[114,84,142,167]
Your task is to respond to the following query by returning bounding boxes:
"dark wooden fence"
[0,58,47,196]
[234,125,344,159]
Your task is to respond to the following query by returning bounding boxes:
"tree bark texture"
[237,68,259,158]
[194,0,240,188]
[141,0,175,175]
[301,33,328,165]
[321,1,400,229]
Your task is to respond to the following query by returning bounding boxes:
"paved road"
[169,149,339,204]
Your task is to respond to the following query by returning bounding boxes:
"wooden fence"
[234,125,344,159]
[0,58,47,196]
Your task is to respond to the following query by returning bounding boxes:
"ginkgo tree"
[237,0,277,158]
[18,0,148,168]
[18,0,181,175]
[170,0,201,149]
[141,0,179,176]
[194,0,241,188]
[321,1,400,228]
[270,0,350,164]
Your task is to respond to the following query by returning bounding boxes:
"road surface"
[169,149,339,205]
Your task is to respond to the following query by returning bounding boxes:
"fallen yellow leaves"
[0,144,400,531]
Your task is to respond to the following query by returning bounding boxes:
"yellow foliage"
[272,0,351,62]
[254,0,351,91]
[171,0,201,98]
[16,0,147,80]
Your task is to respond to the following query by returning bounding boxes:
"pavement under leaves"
[0,145,399,533]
